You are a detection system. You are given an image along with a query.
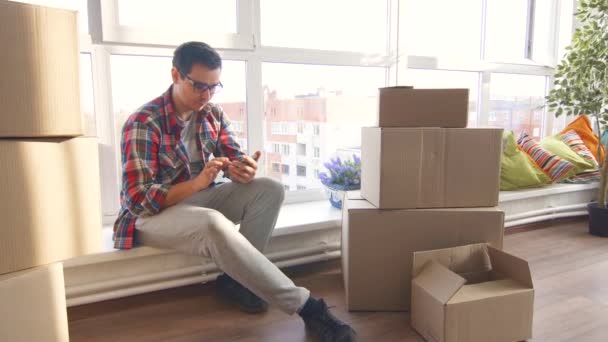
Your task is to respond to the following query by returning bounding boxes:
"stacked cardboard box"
[0,1,102,341]
[342,86,505,311]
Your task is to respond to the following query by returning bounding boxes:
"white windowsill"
[68,182,597,268]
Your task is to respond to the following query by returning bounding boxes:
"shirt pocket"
[158,148,185,181]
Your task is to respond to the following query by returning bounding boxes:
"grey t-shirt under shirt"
[178,113,204,178]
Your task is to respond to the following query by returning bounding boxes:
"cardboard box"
[411,243,534,342]
[0,137,102,275]
[0,0,83,137]
[378,87,469,128]
[0,263,69,342]
[361,127,503,209]
[341,194,504,311]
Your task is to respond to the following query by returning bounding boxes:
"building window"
[281,164,290,175]
[272,143,280,154]
[313,124,320,136]
[281,144,290,156]
[297,122,304,134]
[297,165,307,177]
[272,163,280,172]
[314,168,320,178]
[296,185,307,190]
[297,143,307,156]
[313,147,320,158]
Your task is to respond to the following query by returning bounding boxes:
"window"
[117,0,236,33]
[314,147,320,158]
[281,164,290,175]
[297,122,304,134]
[281,144,290,156]
[488,73,547,139]
[262,63,385,191]
[92,0,251,49]
[261,0,388,53]
[297,143,307,156]
[401,0,482,59]
[272,143,280,154]
[405,69,480,127]
[271,163,280,172]
[296,185,307,190]
[485,0,530,62]
[297,165,307,177]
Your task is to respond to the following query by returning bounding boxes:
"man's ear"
[171,67,180,84]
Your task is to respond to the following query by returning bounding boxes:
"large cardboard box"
[361,127,503,209]
[0,137,102,275]
[0,263,70,342]
[341,194,504,311]
[378,87,469,128]
[411,243,534,342]
[0,0,83,137]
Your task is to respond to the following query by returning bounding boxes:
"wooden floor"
[68,218,608,342]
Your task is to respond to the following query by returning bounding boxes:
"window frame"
[79,0,574,224]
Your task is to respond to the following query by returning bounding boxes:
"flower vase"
[324,184,360,209]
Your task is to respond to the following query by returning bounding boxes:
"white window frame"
[80,0,576,223]
[88,0,254,50]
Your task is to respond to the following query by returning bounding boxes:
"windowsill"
[67,182,597,268]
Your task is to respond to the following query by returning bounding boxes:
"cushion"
[541,134,597,174]
[559,130,599,167]
[517,131,576,182]
[500,131,551,190]
[559,115,605,163]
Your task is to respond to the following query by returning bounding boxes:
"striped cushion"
[560,130,599,167]
[517,131,575,181]
[560,170,601,184]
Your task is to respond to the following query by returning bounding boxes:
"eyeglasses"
[180,72,223,94]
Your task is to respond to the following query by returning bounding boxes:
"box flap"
[413,261,466,304]
[487,246,534,288]
[413,243,491,280]
[447,278,533,304]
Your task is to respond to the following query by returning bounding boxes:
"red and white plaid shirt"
[113,86,244,249]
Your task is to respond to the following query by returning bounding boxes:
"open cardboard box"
[411,243,534,342]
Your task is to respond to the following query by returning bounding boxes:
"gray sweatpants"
[135,177,310,314]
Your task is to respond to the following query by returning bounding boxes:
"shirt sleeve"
[121,119,170,216]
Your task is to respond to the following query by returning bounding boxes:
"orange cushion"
[560,116,605,162]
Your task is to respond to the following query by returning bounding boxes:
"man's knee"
[251,177,285,204]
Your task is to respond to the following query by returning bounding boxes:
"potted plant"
[318,154,361,209]
[545,0,608,236]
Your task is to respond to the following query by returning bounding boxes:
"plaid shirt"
[113,86,244,249]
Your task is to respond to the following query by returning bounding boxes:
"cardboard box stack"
[0,1,102,341]
[342,86,506,311]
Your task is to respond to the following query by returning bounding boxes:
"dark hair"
[172,41,222,76]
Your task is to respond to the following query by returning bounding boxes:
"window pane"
[402,0,482,59]
[111,55,247,167]
[261,0,388,53]
[485,0,529,62]
[263,63,385,191]
[488,73,546,139]
[405,69,480,127]
[79,53,96,136]
[117,0,236,33]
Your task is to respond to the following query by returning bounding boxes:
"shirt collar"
[163,85,213,134]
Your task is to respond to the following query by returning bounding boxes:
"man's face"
[172,63,222,112]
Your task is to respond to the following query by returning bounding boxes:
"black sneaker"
[300,298,357,342]
[216,273,269,314]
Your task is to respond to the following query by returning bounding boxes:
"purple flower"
[318,153,361,188]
